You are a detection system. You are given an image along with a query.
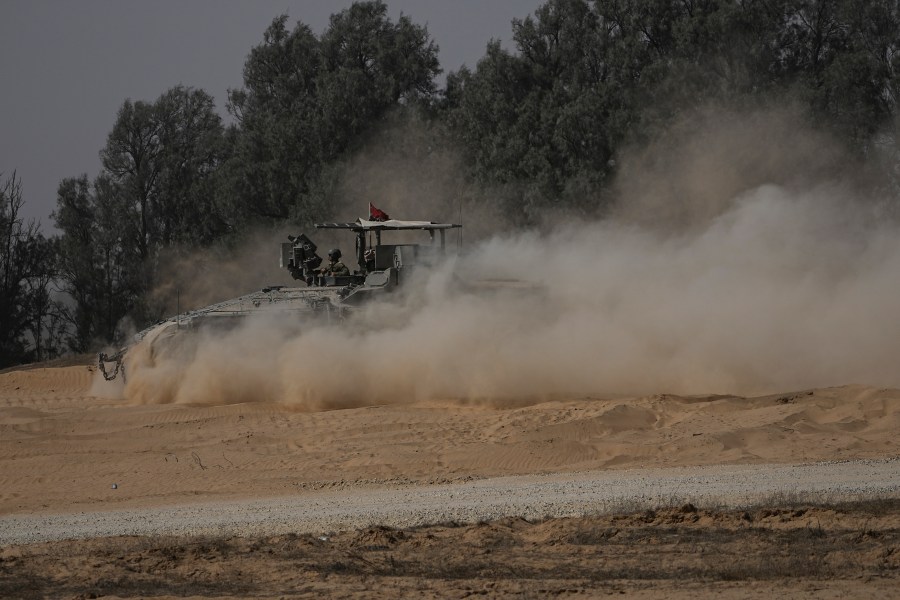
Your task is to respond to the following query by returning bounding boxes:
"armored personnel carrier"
[98,217,461,381]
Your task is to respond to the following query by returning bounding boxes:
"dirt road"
[4,457,898,545]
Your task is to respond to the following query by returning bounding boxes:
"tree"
[101,86,226,258]
[318,2,440,152]
[446,0,626,221]
[223,16,324,224]
[21,235,65,362]
[100,99,160,262]
[154,86,228,246]
[773,0,900,149]
[0,172,60,366]
[225,1,441,226]
[82,86,226,334]
[444,0,900,222]
[53,175,137,351]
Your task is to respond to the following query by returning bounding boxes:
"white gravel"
[3,457,899,545]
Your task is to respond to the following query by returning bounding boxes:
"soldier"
[319,248,350,280]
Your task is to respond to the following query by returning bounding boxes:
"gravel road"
[3,458,899,545]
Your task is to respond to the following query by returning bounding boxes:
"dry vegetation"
[3,499,899,599]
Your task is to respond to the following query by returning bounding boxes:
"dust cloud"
[118,107,900,408]
[149,229,295,318]
[327,111,506,242]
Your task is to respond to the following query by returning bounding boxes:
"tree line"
[2,0,899,367]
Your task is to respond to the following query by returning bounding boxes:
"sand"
[2,364,900,598]
[2,366,899,515]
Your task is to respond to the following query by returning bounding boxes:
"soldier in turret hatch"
[317,248,350,284]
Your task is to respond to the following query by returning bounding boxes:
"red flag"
[369,203,390,222]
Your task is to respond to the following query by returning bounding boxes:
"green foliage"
[445,0,900,223]
[100,86,226,256]
[54,87,226,351]
[154,87,228,246]
[225,1,441,227]
[53,175,133,351]
[769,0,899,147]
[445,0,646,221]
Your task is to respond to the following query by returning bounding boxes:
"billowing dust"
[112,107,900,408]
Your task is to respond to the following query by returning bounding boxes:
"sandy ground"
[5,501,900,599]
[2,365,900,598]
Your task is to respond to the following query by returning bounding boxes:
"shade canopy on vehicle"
[315,219,461,231]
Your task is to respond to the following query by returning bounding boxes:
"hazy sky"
[1,0,542,226]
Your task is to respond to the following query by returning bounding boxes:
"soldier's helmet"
[328,248,342,260]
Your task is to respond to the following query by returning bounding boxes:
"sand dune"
[3,364,900,598]
[1,365,898,516]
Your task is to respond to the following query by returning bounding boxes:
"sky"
[1,0,542,226]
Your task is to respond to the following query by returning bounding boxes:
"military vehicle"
[98,217,462,381]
